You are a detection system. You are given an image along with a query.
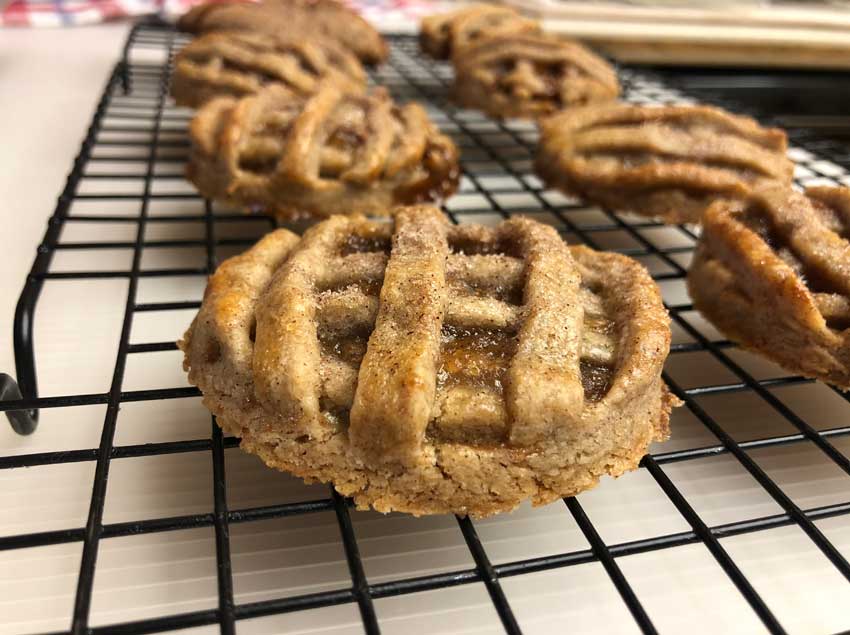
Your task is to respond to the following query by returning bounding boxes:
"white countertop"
[0,24,131,377]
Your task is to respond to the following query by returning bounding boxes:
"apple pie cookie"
[177,0,388,65]
[171,32,366,109]
[453,33,619,119]
[187,83,460,220]
[420,4,540,60]
[180,207,676,517]
[537,103,794,223]
[689,184,850,389]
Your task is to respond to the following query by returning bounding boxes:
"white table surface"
[1,22,850,635]
[0,24,131,377]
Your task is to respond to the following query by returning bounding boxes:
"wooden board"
[503,0,850,69]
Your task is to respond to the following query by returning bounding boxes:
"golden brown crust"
[419,4,540,60]
[536,102,794,223]
[177,1,240,33]
[453,32,619,120]
[688,184,850,388]
[177,0,388,65]
[186,83,460,220]
[171,31,366,109]
[419,9,460,59]
[180,209,676,517]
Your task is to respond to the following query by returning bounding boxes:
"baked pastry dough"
[537,103,794,223]
[453,33,619,119]
[178,0,388,65]
[180,207,675,516]
[689,184,850,389]
[187,83,460,220]
[171,32,366,109]
[420,4,540,60]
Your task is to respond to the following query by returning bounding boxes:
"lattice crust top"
[452,33,620,120]
[689,184,850,389]
[182,207,675,516]
[171,32,366,109]
[177,0,389,65]
[187,83,460,220]
[419,3,540,60]
[536,103,794,224]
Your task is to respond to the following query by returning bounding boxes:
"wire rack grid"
[1,20,850,635]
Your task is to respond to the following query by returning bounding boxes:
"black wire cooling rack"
[2,20,850,635]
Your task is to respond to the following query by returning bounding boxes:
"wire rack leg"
[3,280,41,434]
[0,374,36,435]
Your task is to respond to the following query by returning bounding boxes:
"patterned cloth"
[3,0,179,26]
[0,0,443,27]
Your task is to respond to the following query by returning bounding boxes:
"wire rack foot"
[0,373,37,435]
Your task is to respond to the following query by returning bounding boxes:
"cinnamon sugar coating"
[537,103,793,223]
[171,31,366,108]
[689,184,850,388]
[187,83,459,220]
[181,208,676,516]
[178,0,388,65]
[420,4,540,60]
[453,33,619,120]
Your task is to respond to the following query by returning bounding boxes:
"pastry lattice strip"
[420,3,540,59]
[246,209,626,468]
[726,184,850,329]
[173,32,365,107]
[177,0,389,65]
[543,103,793,188]
[456,33,620,109]
[433,230,618,446]
[181,206,674,514]
[194,82,450,195]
